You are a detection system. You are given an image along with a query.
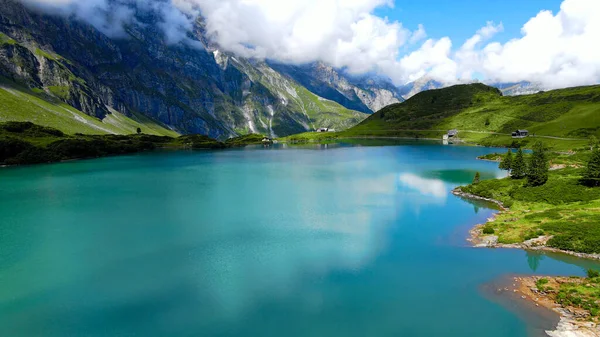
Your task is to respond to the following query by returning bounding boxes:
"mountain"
[398,77,445,99]
[0,0,376,139]
[399,77,545,99]
[268,61,404,114]
[490,81,545,96]
[344,83,600,149]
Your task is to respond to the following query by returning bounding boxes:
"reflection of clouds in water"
[398,173,447,199]
[190,170,398,320]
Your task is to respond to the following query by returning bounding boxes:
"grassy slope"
[283,84,600,150]
[0,78,179,137]
[461,152,600,254]
[290,82,366,130]
[0,122,275,166]
[233,60,367,134]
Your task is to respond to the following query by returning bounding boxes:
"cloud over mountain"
[17,0,600,89]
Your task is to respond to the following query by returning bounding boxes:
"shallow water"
[0,140,598,337]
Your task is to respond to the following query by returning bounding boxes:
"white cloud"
[409,24,427,44]
[455,21,504,81]
[475,0,600,88]
[397,0,600,88]
[397,38,457,83]
[183,0,413,75]
[18,0,419,77]
[16,0,600,89]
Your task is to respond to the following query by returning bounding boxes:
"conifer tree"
[499,149,513,172]
[582,147,600,187]
[512,148,527,179]
[473,171,481,184]
[527,141,549,186]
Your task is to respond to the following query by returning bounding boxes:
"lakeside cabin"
[447,129,458,138]
[512,130,529,138]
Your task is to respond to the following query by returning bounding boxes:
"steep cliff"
[0,1,372,138]
[269,61,404,114]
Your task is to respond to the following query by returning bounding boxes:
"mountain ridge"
[285,83,600,151]
[0,0,383,138]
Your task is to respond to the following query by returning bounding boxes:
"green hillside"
[0,77,179,137]
[0,122,274,166]
[284,84,600,150]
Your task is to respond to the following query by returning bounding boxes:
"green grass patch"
[338,83,600,151]
[0,77,178,137]
[0,32,17,46]
[460,159,600,253]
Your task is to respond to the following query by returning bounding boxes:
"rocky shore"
[452,188,600,261]
[451,188,509,211]
[508,276,600,337]
[454,188,600,336]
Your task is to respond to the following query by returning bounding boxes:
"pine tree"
[527,141,549,186]
[499,149,513,172]
[582,147,600,187]
[512,148,527,179]
[473,171,481,184]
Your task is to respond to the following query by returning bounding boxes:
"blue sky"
[376,0,563,46]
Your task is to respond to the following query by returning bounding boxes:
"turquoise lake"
[1,141,598,337]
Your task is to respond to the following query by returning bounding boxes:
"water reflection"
[4,144,599,337]
[526,251,546,272]
[398,173,447,198]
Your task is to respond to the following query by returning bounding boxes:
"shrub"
[536,278,549,290]
[587,269,600,278]
[482,226,495,235]
[0,137,34,163]
[524,229,545,241]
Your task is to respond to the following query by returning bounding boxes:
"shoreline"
[484,275,600,337]
[0,145,239,169]
[454,189,600,336]
[513,276,599,337]
[281,135,446,144]
[452,188,600,261]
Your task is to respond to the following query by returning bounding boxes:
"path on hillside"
[374,129,586,141]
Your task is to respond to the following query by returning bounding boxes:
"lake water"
[1,140,598,337]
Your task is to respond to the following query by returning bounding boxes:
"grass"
[295,83,600,151]
[535,275,600,319]
[0,77,178,137]
[227,59,367,136]
[224,134,268,146]
[460,153,600,254]
[478,153,504,161]
[0,32,17,46]
[289,82,367,130]
[0,122,276,166]
[0,122,172,165]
